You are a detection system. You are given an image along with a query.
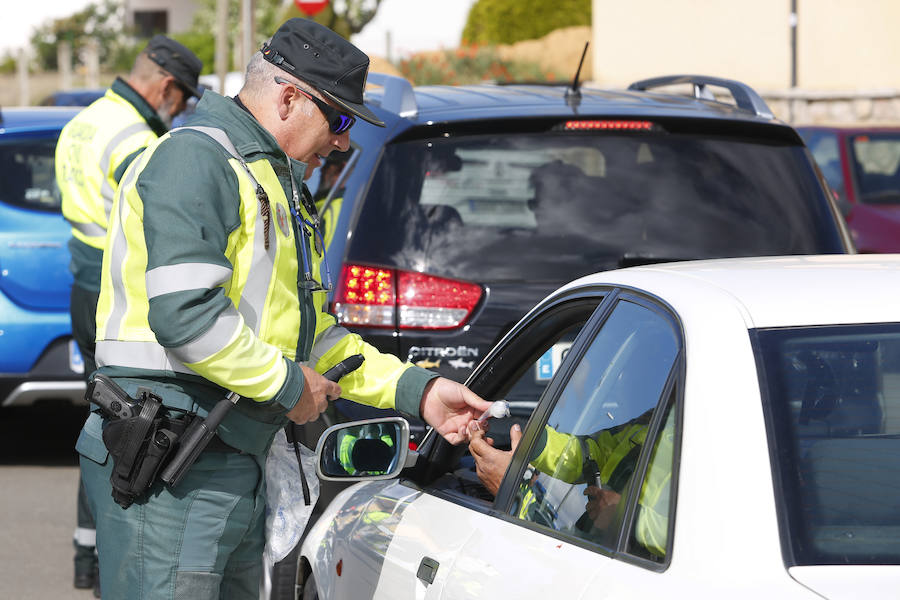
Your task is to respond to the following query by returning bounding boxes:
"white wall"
[590,0,900,91]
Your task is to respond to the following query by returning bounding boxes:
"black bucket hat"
[261,18,385,127]
[146,35,203,99]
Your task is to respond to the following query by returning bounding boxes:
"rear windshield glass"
[0,135,61,211]
[756,324,900,565]
[849,133,900,204]
[349,131,844,282]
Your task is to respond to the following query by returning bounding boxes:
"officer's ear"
[149,74,176,108]
[163,76,183,99]
[162,76,189,114]
[276,83,299,121]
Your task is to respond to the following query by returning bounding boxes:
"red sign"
[294,0,329,16]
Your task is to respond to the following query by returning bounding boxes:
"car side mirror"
[315,417,417,481]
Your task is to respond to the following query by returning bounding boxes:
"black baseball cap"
[145,35,203,98]
[261,18,385,127]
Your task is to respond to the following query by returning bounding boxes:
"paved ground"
[0,401,97,599]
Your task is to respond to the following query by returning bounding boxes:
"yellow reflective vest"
[94,92,434,455]
[56,78,167,290]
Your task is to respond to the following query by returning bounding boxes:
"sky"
[351,0,478,60]
[1,0,477,58]
[2,0,95,55]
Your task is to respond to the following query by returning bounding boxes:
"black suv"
[269,73,853,599]
[312,73,849,407]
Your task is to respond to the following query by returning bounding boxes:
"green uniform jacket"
[78,91,435,460]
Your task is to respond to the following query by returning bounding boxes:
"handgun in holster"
[86,374,189,509]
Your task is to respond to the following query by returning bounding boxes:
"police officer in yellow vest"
[75,18,489,599]
[55,35,202,592]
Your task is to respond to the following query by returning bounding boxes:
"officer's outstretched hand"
[420,377,491,445]
[287,365,341,425]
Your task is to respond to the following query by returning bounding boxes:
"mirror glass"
[317,419,408,480]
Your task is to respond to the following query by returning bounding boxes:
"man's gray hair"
[240,51,321,107]
[130,51,170,84]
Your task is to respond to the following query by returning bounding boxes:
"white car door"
[375,494,599,599]
[373,292,684,599]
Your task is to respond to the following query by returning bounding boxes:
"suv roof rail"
[627,74,774,119]
[365,73,418,118]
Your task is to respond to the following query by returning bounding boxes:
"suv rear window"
[0,136,61,211]
[349,129,844,282]
[756,324,900,565]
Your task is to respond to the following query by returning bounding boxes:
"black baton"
[159,391,239,487]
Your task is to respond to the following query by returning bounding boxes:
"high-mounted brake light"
[333,263,483,331]
[564,120,654,131]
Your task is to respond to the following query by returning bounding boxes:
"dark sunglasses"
[274,76,356,134]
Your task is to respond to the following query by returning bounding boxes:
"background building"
[123,0,200,37]
[591,0,900,123]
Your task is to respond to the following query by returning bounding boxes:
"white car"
[299,255,900,600]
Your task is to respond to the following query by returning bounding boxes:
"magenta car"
[798,125,900,253]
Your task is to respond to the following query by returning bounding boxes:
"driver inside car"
[467,409,673,556]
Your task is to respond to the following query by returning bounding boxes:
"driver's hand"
[467,421,522,496]
[584,486,621,530]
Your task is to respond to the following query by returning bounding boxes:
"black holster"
[101,391,190,509]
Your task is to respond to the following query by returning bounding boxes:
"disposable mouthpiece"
[477,400,510,423]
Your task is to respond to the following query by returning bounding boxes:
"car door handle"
[417,556,439,585]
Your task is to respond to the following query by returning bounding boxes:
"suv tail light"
[333,263,483,330]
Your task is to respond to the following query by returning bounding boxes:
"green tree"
[187,0,383,71]
[0,52,17,75]
[190,0,284,71]
[462,0,591,45]
[29,0,132,71]
[400,46,562,86]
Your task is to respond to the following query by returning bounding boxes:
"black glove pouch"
[101,392,191,509]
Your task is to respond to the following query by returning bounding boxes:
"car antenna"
[565,42,589,110]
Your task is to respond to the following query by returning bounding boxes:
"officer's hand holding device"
[162,354,365,488]
[86,354,365,507]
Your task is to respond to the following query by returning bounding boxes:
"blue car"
[39,89,105,107]
[0,106,85,407]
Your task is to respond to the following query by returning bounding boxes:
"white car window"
[508,298,680,557]
[757,323,900,566]
[452,298,607,477]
